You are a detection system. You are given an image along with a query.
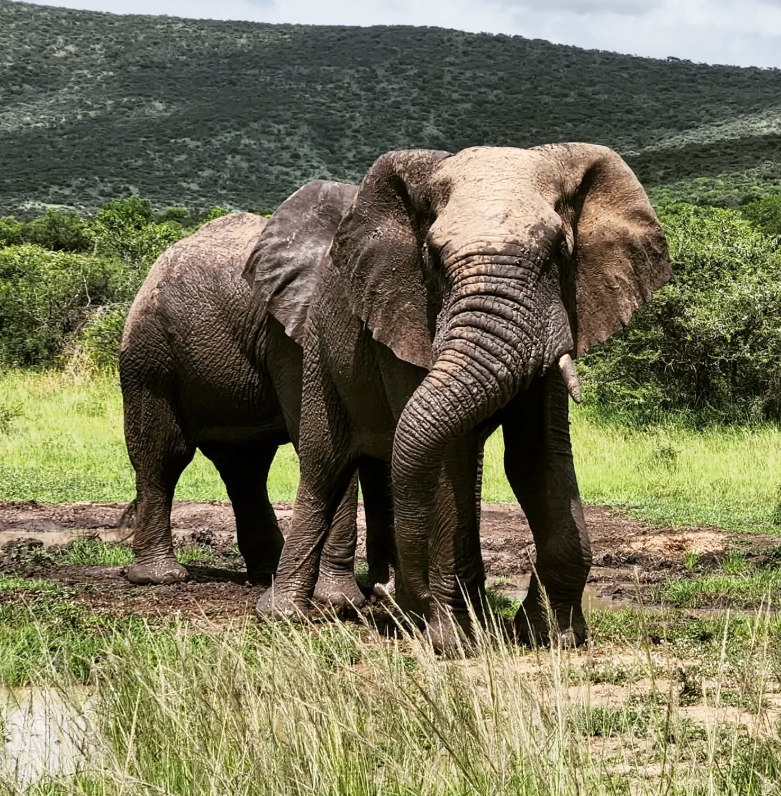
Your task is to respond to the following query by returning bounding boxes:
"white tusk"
[558,353,582,404]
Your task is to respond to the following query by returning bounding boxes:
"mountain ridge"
[2,0,781,215]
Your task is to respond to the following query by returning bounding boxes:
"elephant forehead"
[431,148,565,238]
[434,146,554,193]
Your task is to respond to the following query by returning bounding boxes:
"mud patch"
[1,501,779,621]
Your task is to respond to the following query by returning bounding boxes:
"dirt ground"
[1,500,779,622]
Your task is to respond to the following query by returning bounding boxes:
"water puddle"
[493,575,627,612]
[1,688,94,787]
[0,528,130,549]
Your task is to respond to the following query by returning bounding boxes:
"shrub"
[0,217,23,247]
[21,208,92,252]
[581,204,781,422]
[742,195,781,238]
[92,197,183,267]
[77,305,130,370]
[0,245,128,366]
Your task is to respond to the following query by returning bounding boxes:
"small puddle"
[0,528,131,548]
[0,528,130,549]
[493,575,626,612]
[1,688,94,787]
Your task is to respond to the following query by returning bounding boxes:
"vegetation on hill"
[1,0,781,216]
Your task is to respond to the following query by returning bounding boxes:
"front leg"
[502,372,591,646]
[257,347,355,618]
[313,473,367,610]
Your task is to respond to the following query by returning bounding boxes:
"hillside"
[2,0,781,216]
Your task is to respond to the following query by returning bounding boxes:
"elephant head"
[329,144,671,606]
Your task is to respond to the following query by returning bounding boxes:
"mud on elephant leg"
[503,374,591,647]
[423,436,486,655]
[313,472,367,611]
[124,387,193,586]
[206,444,284,586]
[258,457,356,618]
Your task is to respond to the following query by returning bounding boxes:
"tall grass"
[2,369,781,531]
[3,608,780,796]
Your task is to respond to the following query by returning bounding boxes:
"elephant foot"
[371,577,395,599]
[514,597,587,648]
[361,567,395,599]
[313,573,366,611]
[426,610,472,657]
[127,557,188,585]
[256,586,313,620]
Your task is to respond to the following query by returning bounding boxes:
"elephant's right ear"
[242,180,358,344]
[330,150,452,369]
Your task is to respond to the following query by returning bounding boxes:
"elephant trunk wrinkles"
[392,268,539,606]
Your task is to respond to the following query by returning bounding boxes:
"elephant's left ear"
[242,180,358,343]
[540,143,671,356]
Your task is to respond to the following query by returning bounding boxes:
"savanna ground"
[3,369,781,794]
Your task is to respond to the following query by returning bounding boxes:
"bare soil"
[1,500,779,622]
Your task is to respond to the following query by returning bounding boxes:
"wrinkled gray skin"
[248,144,671,649]
[120,208,392,607]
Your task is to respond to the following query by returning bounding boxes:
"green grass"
[0,573,62,593]
[49,538,134,567]
[650,547,781,609]
[654,566,781,609]
[0,369,299,503]
[3,369,781,532]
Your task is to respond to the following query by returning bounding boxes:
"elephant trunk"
[392,261,547,606]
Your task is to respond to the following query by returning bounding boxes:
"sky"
[21,0,781,68]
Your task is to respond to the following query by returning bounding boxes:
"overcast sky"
[22,0,781,68]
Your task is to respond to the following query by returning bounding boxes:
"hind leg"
[207,445,285,585]
[124,384,193,585]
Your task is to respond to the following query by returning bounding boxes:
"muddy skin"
[119,198,394,604]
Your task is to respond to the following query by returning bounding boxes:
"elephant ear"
[540,143,671,356]
[330,149,452,369]
[243,180,358,343]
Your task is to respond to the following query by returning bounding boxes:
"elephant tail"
[116,499,137,543]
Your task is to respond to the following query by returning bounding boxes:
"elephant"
[119,202,394,606]
[245,144,671,647]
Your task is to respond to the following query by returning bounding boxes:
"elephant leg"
[313,473,367,610]
[125,387,193,586]
[425,434,486,653]
[257,355,356,619]
[205,444,284,585]
[503,372,591,647]
[358,457,396,592]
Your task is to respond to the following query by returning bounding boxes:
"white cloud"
[19,0,781,67]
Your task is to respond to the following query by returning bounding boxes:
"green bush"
[92,197,183,267]
[581,204,781,422]
[0,217,23,247]
[78,305,130,370]
[742,195,781,238]
[0,245,129,366]
[21,208,92,252]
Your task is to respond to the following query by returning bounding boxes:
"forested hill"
[2,0,781,216]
